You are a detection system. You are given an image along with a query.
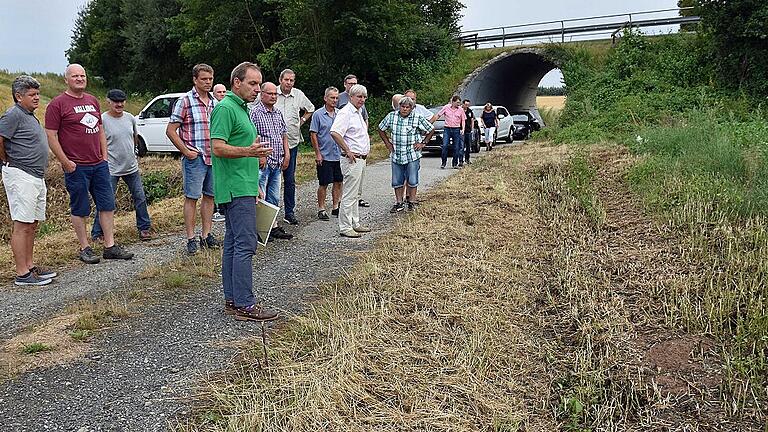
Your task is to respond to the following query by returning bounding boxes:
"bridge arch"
[458,48,560,125]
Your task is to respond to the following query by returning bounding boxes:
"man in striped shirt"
[250,82,292,240]
[378,96,434,213]
[167,63,220,255]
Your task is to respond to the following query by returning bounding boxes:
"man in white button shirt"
[330,84,371,238]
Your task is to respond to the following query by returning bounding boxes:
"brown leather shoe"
[139,229,156,241]
[224,301,237,315]
[234,304,279,321]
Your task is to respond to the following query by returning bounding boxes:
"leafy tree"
[696,0,768,97]
[66,0,128,86]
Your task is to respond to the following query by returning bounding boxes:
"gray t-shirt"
[0,104,49,178]
[102,112,139,176]
[337,91,369,121]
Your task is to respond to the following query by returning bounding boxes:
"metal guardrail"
[459,7,700,48]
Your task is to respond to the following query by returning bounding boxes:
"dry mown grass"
[176,142,764,431]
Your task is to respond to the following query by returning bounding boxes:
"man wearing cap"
[0,75,58,285]
[91,89,154,242]
[45,64,134,263]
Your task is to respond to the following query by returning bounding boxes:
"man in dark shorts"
[45,64,133,264]
[462,99,475,165]
[310,86,343,220]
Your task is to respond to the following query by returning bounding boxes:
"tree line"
[67,0,464,99]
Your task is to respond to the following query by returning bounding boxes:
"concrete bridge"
[457,8,699,124]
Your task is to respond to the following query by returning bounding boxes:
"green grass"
[21,342,53,355]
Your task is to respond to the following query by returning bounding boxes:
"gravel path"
[0,150,481,431]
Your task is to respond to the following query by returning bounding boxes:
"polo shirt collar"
[322,106,336,116]
[15,103,34,115]
[279,86,294,98]
[225,91,248,109]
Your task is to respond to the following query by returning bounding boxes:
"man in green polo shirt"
[210,61,276,322]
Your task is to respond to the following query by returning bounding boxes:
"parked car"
[423,106,481,154]
[135,92,185,156]
[470,105,516,144]
[510,111,541,140]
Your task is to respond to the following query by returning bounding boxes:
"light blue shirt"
[309,106,341,161]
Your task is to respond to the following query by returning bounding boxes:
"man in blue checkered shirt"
[377,96,434,213]
[249,82,293,240]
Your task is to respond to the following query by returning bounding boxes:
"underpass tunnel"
[460,49,559,125]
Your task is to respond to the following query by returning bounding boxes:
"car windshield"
[512,114,529,122]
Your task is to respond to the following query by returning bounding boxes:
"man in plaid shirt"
[167,63,220,255]
[250,82,293,240]
[377,96,434,213]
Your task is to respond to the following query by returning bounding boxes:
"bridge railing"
[459,7,700,49]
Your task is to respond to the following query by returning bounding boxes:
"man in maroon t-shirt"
[45,64,133,263]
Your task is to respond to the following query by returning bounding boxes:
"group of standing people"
[0,65,140,286]
[0,59,503,323]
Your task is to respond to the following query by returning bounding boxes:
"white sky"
[0,0,679,87]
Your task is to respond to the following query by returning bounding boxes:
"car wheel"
[136,137,148,157]
[472,129,481,152]
[506,126,513,143]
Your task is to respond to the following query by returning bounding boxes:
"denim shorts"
[182,154,214,199]
[63,161,116,217]
[391,159,420,188]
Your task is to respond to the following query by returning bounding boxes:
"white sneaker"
[212,212,225,222]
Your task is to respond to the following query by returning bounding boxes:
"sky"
[0,0,679,86]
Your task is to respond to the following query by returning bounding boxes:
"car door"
[496,106,512,140]
[136,97,178,153]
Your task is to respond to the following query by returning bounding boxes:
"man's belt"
[341,153,367,160]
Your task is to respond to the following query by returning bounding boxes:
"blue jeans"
[259,165,282,207]
[441,127,463,167]
[220,196,258,308]
[282,146,298,217]
[91,171,151,239]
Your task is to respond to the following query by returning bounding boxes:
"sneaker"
[200,233,221,249]
[283,214,299,225]
[340,229,362,238]
[452,165,459,169]
[331,208,339,217]
[234,304,279,322]
[458,163,464,167]
[103,244,134,260]
[318,209,330,221]
[139,229,156,241]
[358,199,370,208]
[79,246,101,264]
[271,226,294,240]
[390,203,405,213]
[15,271,51,286]
[186,238,198,255]
[353,225,372,233]
[407,201,418,211]
[30,266,57,279]
[440,164,446,169]
[467,160,472,165]
[212,211,226,222]
[224,300,237,315]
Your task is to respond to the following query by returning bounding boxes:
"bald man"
[45,64,134,263]
[213,84,227,102]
